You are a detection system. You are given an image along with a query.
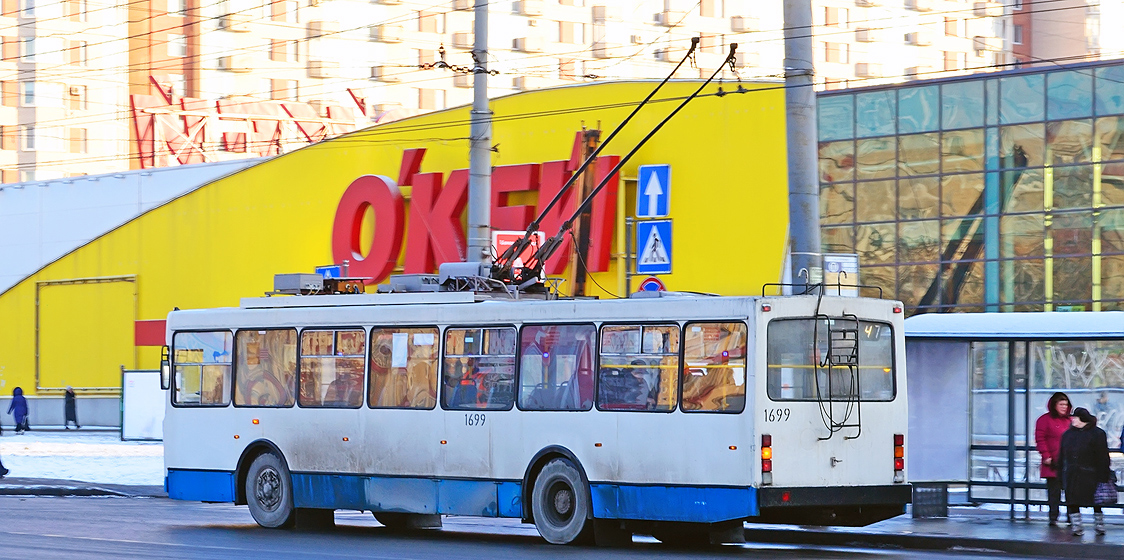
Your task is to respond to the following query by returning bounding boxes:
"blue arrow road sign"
[635,220,672,275]
[636,164,670,218]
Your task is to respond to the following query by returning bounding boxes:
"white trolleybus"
[162,282,910,545]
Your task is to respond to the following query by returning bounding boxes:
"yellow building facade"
[0,81,790,397]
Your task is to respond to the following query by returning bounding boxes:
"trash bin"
[912,483,948,518]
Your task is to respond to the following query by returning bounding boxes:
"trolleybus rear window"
[598,324,679,411]
[234,329,298,407]
[518,324,595,411]
[299,329,365,408]
[443,327,517,410]
[681,322,748,413]
[369,327,439,409]
[172,331,233,406]
[766,319,895,402]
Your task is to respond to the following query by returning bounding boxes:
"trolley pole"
[784,0,822,291]
[466,0,492,264]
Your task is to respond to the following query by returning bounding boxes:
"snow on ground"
[0,431,164,486]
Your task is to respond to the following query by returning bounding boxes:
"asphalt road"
[0,496,1037,560]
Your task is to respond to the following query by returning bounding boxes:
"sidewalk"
[1,431,1121,557]
[744,507,1124,559]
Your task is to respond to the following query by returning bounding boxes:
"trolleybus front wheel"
[531,458,591,544]
[246,452,295,529]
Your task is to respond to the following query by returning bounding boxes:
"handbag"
[1094,481,1119,506]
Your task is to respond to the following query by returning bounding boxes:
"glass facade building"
[818,60,1124,314]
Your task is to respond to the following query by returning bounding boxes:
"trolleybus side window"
[765,319,895,401]
[442,327,516,411]
[598,324,680,412]
[172,331,233,406]
[299,329,365,408]
[681,322,747,413]
[369,327,439,409]
[234,328,297,407]
[518,324,595,411]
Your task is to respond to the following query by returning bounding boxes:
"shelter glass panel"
[820,182,853,224]
[819,140,855,183]
[598,325,679,411]
[369,327,439,409]
[898,85,939,133]
[1095,65,1124,116]
[518,324,595,411]
[942,81,985,129]
[681,322,747,413]
[971,341,1009,447]
[1000,74,1046,124]
[1001,124,1046,168]
[855,137,896,180]
[855,180,895,222]
[173,331,233,406]
[899,176,939,220]
[766,319,894,401]
[898,133,939,176]
[818,95,854,141]
[856,91,896,138]
[299,329,365,408]
[855,223,895,266]
[941,173,984,216]
[941,129,985,173]
[1000,259,1045,311]
[1030,340,1124,452]
[1046,70,1093,121]
[443,327,517,410]
[234,329,297,407]
[1046,120,1093,166]
[1096,116,1124,162]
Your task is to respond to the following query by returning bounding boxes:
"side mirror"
[160,345,171,391]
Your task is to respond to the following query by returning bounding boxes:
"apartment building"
[0,0,1014,181]
[1015,0,1124,65]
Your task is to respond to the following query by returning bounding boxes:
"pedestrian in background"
[1035,392,1071,526]
[0,450,7,478]
[64,386,80,429]
[6,387,28,434]
[1058,407,1113,536]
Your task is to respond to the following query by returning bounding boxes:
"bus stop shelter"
[905,312,1124,515]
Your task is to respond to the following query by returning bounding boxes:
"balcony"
[513,36,544,52]
[906,0,932,12]
[592,5,619,22]
[906,31,933,46]
[308,60,339,79]
[854,0,879,5]
[655,10,687,27]
[855,28,880,42]
[452,32,473,49]
[592,41,618,59]
[218,55,252,72]
[731,15,757,33]
[973,35,1003,51]
[219,13,252,32]
[513,76,543,90]
[308,20,340,38]
[370,66,401,82]
[855,62,882,77]
[905,65,932,80]
[515,0,544,16]
[733,51,758,68]
[370,24,403,42]
[453,74,472,88]
[973,2,1003,17]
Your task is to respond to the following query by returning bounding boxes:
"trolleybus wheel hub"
[551,482,573,519]
[256,467,282,511]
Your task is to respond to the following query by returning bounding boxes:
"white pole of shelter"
[466,0,492,264]
[783,0,822,290]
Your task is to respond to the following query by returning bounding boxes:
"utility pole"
[572,126,600,296]
[466,0,492,264]
[783,0,822,291]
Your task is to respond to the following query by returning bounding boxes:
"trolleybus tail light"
[893,434,905,483]
[761,434,773,485]
[762,304,771,312]
[893,306,902,314]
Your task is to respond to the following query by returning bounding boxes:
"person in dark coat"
[6,387,28,434]
[64,386,80,429]
[1058,407,1113,536]
[1034,391,1071,526]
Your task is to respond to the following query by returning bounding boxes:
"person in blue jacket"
[7,387,28,434]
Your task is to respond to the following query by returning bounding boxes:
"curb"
[0,479,166,498]
[743,526,1123,560]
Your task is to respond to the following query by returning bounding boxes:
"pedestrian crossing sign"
[635,220,672,275]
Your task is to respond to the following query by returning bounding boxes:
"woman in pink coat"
[1035,392,1071,526]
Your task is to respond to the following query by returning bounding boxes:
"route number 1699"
[465,413,486,426]
[764,408,790,422]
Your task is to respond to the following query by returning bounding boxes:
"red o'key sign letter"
[331,175,405,284]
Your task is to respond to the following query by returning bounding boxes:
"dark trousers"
[1046,477,1064,521]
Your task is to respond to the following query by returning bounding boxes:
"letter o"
[331,175,405,285]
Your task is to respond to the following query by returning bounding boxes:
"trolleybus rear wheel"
[531,458,591,544]
[246,452,295,529]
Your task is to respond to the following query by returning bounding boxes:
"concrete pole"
[783,0,822,291]
[466,0,492,264]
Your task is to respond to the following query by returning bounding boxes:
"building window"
[699,33,721,54]
[167,0,184,15]
[69,40,88,66]
[21,38,34,62]
[559,58,576,80]
[271,78,298,100]
[168,34,187,57]
[1013,25,1024,45]
[417,49,436,65]
[21,0,33,17]
[824,42,848,64]
[699,0,716,18]
[68,84,87,110]
[19,124,33,150]
[167,74,184,97]
[68,127,86,153]
[944,51,961,71]
[824,7,847,28]
[418,10,440,33]
[944,17,958,37]
[20,81,33,105]
[417,88,445,110]
[558,21,576,43]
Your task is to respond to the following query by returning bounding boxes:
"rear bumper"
[758,484,912,508]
